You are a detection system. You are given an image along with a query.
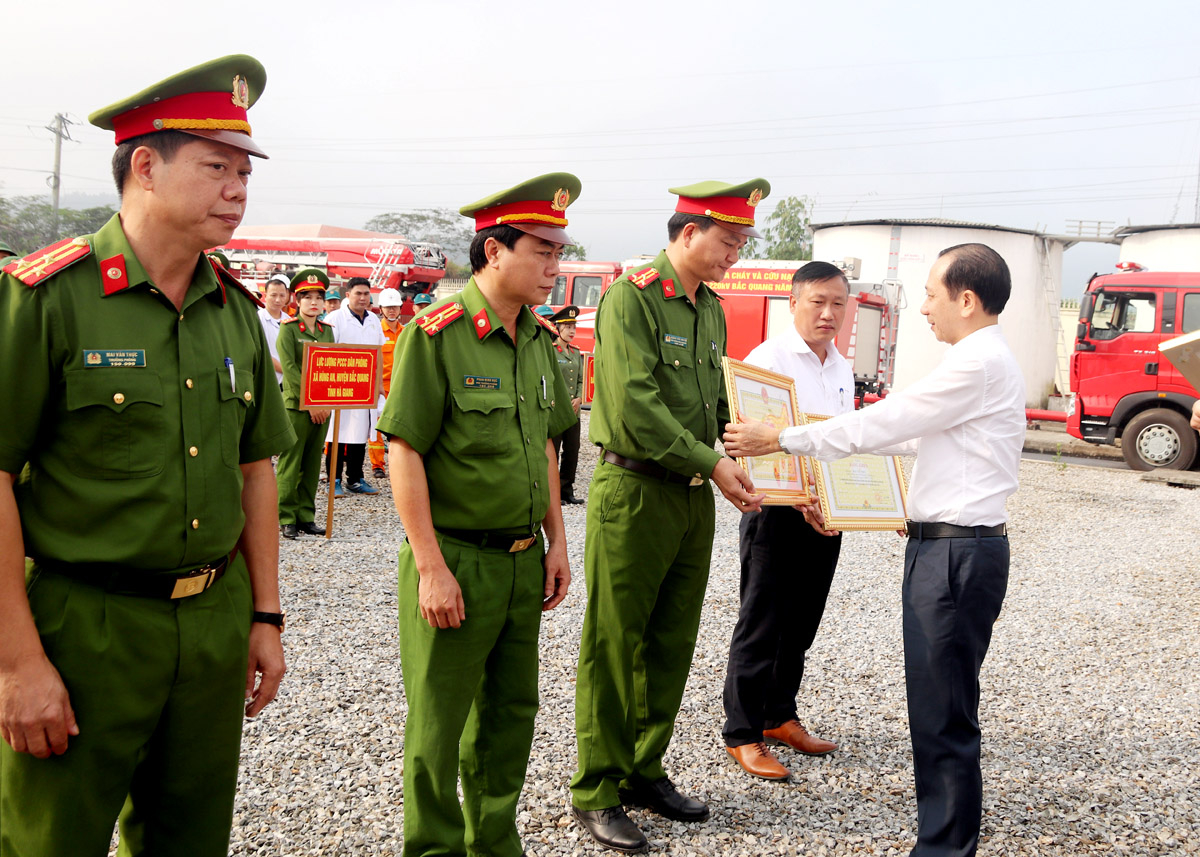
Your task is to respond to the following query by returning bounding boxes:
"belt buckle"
[509,536,537,553]
[170,566,215,599]
[688,474,705,487]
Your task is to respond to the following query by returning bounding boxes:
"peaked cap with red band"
[459,172,581,246]
[290,266,329,295]
[89,55,268,159]
[669,178,771,238]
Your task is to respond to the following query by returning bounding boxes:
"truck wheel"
[1120,408,1198,470]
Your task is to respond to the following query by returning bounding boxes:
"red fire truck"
[555,259,902,401]
[1067,264,1200,470]
[219,224,446,299]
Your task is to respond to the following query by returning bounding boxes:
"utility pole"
[44,113,75,241]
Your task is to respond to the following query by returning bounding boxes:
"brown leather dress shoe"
[763,720,838,756]
[727,742,789,780]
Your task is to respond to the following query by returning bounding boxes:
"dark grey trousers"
[903,533,1009,857]
[722,506,841,746]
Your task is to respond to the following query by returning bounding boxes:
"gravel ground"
[220,412,1199,856]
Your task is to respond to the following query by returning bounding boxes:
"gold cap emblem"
[747,188,763,208]
[231,75,250,109]
[551,188,571,211]
[307,274,319,284]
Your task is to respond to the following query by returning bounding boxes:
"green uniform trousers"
[277,408,327,526]
[570,461,716,810]
[0,557,252,857]
[397,534,545,857]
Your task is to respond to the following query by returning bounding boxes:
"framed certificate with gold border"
[722,357,813,505]
[802,413,909,531]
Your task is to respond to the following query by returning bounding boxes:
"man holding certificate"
[724,243,1025,857]
[722,261,854,781]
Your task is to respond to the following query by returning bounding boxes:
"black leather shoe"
[571,805,647,853]
[280,524,298,540]
[618,777,709,822]
[561,487,584,505]
[297,521,326,536]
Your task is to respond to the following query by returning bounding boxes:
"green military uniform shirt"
[278,316,334,408]
[554,341,583,400]
[376,278,576,533]
[588,250,730,479]
[0,214,295,570]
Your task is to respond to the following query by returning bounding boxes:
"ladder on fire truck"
[367,241,408,290]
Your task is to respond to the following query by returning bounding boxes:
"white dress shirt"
[779,325,1025,526]
[257,306,284,384]
[324,305,386,445]
[744,326,855,417]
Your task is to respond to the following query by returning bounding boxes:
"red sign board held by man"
[300,342,382,535]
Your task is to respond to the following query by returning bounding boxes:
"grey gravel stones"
[221,417,1200,856]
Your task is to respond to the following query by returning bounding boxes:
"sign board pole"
[325,410,340,539]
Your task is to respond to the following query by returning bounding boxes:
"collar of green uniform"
[92,213,221,305]
[648,250,718,302]
[459,277,544,342]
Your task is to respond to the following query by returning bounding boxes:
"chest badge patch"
[463,375,501,390]
[663,334,689,349]
[83,349,146,368]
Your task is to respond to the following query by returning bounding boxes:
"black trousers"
[326,442,365,485]
[552,419,581,492]
[903,533,1009,857]
[722,506,841,746]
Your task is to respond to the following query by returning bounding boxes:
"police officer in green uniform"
[277,268,335,539]
[570,180,769,853]
[376,174,579,857]
[0,56,294,857]
[551,305,585,504]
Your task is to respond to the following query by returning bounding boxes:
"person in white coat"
[323,277,385,495]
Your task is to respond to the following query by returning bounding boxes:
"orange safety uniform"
[369,316,404,473]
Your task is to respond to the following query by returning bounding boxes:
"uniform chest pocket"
[64,368,165,479]
[655,339,696,405]
[217,368,256,468]
[449,389,514,457]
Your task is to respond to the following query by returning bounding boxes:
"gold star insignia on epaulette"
[628,267,659,289]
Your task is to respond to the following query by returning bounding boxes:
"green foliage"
[0,195,117,255]
[760,195,814,261]
[444,259,472,279]
[562,243,587,261]
[363,209,475,261]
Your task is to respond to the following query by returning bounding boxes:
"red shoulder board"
[627,267,659,289]
[3,237,93,287]
[416,303,465,336]
[209,256,264,307]
[661,279,677,298]
[531,308,559,336]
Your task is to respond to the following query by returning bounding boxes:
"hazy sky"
[4,0,1198,295]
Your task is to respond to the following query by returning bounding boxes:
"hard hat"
[378,288,403,307]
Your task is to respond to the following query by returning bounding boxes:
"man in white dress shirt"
[725,243,1025,857]
[258,273,290,386]
[723,262,854,782]
[324,277,386,495]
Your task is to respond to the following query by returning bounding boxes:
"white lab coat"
[323,305,386,444]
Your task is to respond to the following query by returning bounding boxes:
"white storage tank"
[812,219,1064,407]
[1115,224,1200,271]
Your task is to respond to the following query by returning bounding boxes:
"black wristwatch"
[252,611,286,632]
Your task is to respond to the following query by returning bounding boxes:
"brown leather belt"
[437,529,539,553]
[36,555,230,599]
[602,451,706,487]
[906,521,1007,539]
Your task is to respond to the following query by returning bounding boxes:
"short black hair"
[936,243,1011,315]
[111,131,194,198]
[791,261,849,297]
[346,277,372,294]
[468,224,525,274]
[667,212,715,243]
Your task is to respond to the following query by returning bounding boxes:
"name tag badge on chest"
[663,334,689,348]
[83,349,146,368]
[463,375,501,390]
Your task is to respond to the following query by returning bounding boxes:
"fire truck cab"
[1068,265,1200,470]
